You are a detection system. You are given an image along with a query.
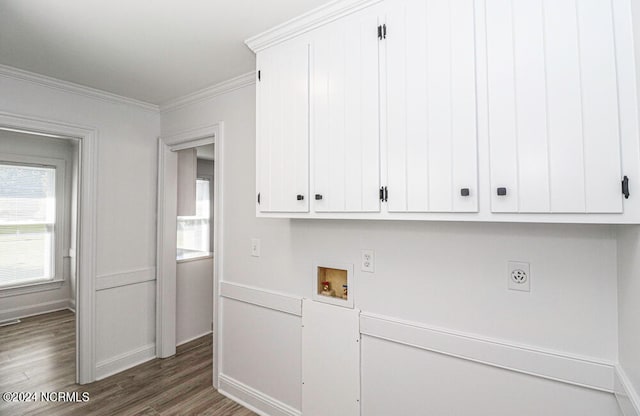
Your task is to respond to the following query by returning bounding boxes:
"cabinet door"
[302,300,360,416]
[311,8,380,212]
[486,0,623,213]
[384,0,478,213]
[256,39,309,213]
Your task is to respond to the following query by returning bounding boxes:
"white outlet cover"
[251,238,261,257]
[508,261,530,292]
[361,249,374,273]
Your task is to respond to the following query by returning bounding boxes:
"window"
[0,163,57,287]
[177,178,211,261]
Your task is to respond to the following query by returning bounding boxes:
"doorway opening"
[176,144,214,345]
[0,127,81,387]
[156,124,222,388]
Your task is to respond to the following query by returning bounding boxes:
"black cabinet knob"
[315,194,323,200]
[297,194,304,201]
[460,188,470,197]
[497,187,507,196]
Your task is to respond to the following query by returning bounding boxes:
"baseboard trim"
[95,343,156,380]
[360,312,615,393]
[0,299,71,322]
[68,299,76,313]
[177,330,213,347]
[219,374,301,416]
[220,282,302,317]
[615,366,640,416]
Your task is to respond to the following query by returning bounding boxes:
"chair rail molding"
[220,281,303,317]
[615,365,640,416]
[360,312,616,393]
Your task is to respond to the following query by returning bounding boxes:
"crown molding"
[245,0,382,53]
[0,64,159,112]
[160,71,256,113]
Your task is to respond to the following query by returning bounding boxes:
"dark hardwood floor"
[0,309,255,416]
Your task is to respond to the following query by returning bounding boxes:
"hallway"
[0,310,254,415]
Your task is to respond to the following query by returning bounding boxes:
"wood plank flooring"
[0,310,255,416]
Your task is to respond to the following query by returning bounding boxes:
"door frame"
[156,123,223,388]
[0,111,98,384]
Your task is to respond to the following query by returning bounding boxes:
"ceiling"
[0,0,332,105]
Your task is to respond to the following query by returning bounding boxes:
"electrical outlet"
[251,238,261,257]
[361,249,375,273]
[508,261,530,292]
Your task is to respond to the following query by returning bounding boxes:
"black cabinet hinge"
[257,192,261,204]
[383,24,387,39]
[258,70,261,81]
[377,25,383,40]
[379,186,388,202]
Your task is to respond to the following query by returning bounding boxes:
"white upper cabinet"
[486,0,623,213]
[383,0,478,213]
[256,38,310,213]
[248,0,640,223]
[310,7,381,213]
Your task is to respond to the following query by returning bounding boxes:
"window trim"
[0,153,66,292]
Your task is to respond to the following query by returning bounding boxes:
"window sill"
[176,253,213,264]
[0,279,65,298]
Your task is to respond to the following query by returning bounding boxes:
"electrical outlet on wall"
[508,261,530,292]
[251,238,261,257]
[361,249,374,273]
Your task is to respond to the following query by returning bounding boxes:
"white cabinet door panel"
[302,300,360,416]
[256,39,309,213]
[545,0,586,213]
[385,0,478,213]
[486,0,519,213]
[577,0,622,213]
[512,0,550,212]
[311,8,380,213]
[487,0,623,213]
[451,0,480,213]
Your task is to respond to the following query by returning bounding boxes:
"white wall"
[161,84,622,415]
[616,226,640,413]
[176,257,213,345]
[0,72,160,376]
[0,131,75,320]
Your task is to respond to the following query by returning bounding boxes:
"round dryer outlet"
[507,261,531,292]
[511,269,528,284]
